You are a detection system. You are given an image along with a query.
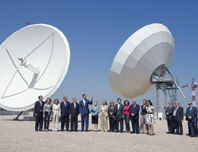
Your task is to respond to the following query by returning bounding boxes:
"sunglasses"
[188,103,192,105]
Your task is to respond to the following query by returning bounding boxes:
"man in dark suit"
[186,102,197,137]
[165,101,174,134]
[60,96,70,131]
[129,99,140,134]
[115,98,124,133]
[79,94,93,132]
[173,102,184,135]
[69,97,79,132]
[33,95,45,131]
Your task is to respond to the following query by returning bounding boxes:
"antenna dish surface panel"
[0,24,70,111]
[109,23,175,98]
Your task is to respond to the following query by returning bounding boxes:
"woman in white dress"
[52,99,61,132]
[145,100,155,135]
[99,100,108,132]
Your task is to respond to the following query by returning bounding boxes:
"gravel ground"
[0,115,197,152]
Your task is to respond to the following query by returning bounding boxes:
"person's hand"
[59,116,61,118]
[166,113,169,115]
[43,115,45,118]
[132,113,134,116]
[69,115,71,117]
[181,119,183,122]
[122,116,124,118]
[80,113,82,116]
[106,116,107,118]
[110,113,112,115]
[35,113,37,116]
[93,114,95,116]
[91,97,93,101]
[100,116,101,118]
[50,116,53,119]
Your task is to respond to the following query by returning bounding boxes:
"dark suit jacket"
[115,104,124,119]
[60,101,70,116]
[186,106,197,122]
[108,107,117,119]
[79,99,93,115]
[174,106,184,121]
[33,101,45,116]
[69,103,79,117]
[165,106,174,119]
[129,104,140,119]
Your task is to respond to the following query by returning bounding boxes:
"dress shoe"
[81,130,84,132]
[86,130,88,132]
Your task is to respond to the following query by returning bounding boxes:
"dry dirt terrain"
[0,115,197,152]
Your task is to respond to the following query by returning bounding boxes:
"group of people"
[33,94,198,137]
[33,94,155,135]
[90,98,155,135]
[165,101,197,137]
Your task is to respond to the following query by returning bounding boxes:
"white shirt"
[102,106,105,112]
[118,104,120,110]
[173,106,179,116]
[169,106,172,109]
[83,99,86,106]
[74,103,76,109]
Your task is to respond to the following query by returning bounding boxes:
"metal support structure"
[13,111,23,120]
[156,83,167,120]
[172,84,177,105]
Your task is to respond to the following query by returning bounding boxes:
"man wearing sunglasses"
[186,102,197,137]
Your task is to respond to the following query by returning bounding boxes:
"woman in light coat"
[52,99,61,132]
[99,100,108,132]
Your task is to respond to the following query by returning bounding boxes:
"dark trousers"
[173,117,183,134]
[61,115,69,131]
[188,120,197,136]
[44,112,50,130]
[167,118,174,133]
[109,117,116,132]
[131,117,139,133]
[124,115,130,132]
[35,113,43,131]
[81,114,89,131]
[116,118,123,132]
[71,116,78,131]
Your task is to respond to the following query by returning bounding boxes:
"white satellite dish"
[109,23,185,119]
[0,24,70,111]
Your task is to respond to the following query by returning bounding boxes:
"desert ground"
[0,115,197,152]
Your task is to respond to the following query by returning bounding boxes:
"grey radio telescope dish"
[109,23,175,99]
[0,24,70,111]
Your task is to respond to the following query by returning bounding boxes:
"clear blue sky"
[0,0,198,110]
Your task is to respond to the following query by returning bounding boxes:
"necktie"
[40,101,42,112]
[190,107,192,113]
[64,102,66,107]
